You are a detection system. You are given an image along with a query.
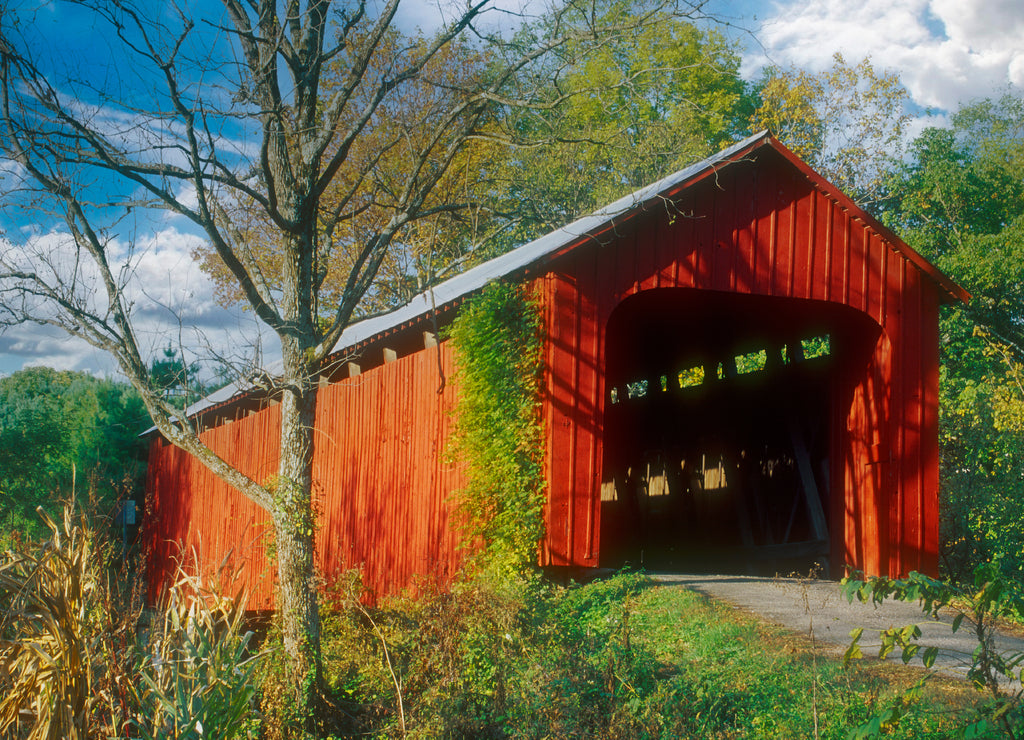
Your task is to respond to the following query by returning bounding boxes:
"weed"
[0,506,994,739]
[130,565,263,740]
[843,565,1024,738]
[0,505,264,740]
[0,507,103,738]
[308,569,976,738]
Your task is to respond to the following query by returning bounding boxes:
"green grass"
[626,583,973,738]
[299,572,991,739]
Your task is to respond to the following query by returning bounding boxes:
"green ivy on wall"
[446,282,546,576]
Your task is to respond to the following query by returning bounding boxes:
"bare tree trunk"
[272,198,325,705]
[273,369,323,714]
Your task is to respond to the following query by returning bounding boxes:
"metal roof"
[168,131,771,423]
[157,129,966,426]
[326,132,774,350]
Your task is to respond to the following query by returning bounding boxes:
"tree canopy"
[0,367,147,545]
[878,94,1024,579]
[472,15,750,256]
[750,54,912,206]
[192,9,752,305]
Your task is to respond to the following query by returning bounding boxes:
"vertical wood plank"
[733,160,757,294]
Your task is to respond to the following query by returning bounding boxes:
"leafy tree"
[475,12,750,255]
[0,367,147,545]
[0,0,725,716]
[750,53,913,206]
[149,344,203,409]
[879,95,1024,581]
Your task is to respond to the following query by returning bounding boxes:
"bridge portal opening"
[599,289,880,575]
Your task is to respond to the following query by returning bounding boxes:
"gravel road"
[653,573,1024,685]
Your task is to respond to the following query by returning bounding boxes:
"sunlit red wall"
[146,346,462,608]
[537,145,942,578]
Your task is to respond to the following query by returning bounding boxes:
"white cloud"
[174,183,200,213]
[0,226,274,379]
[0,326,113,376]
[751,0,1024,111]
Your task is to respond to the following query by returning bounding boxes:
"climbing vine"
[447,282,546,575]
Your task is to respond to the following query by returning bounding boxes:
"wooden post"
[788,415,829,542]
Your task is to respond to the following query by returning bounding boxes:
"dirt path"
[653,573,1024,685]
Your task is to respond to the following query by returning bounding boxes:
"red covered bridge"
[145,132,967,607]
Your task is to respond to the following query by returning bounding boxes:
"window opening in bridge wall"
[678,365,704,389]
[802,334,831,360]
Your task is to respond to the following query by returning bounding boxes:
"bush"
[130,570,263,740]
[314,571,681,738]
[311,568,984,738]
[0,505,987,738]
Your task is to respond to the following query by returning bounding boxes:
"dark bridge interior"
[599,289,880,576]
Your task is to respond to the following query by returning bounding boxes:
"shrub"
[130,569,263,740]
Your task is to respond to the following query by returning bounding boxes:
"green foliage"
[149,343,205,409]
[447,282,546,575]
[252,608,346,740]
[879,94,1024,583]
[844,678,929,740]
[0,515,987,740]
[317,572,682,737]
[476,9,751,257]
[0,367,147,544]
[316,571,974,738]
[131,574,262,740]
[882,96,1024,261]
[750,53,913,206]
[842,566,1024,737]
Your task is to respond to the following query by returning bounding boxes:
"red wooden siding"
[147,137,953,602]
[538,147,942,577]
[147,344,462,605]
[146,405,280,607]
[312,345,462,600]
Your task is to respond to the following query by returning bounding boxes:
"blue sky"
[1,0,1022,378]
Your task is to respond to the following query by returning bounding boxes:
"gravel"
[652,572,1024,686]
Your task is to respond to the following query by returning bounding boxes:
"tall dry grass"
[0,506,261,739]
[0,507,104,738]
